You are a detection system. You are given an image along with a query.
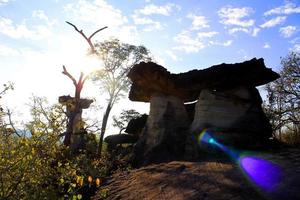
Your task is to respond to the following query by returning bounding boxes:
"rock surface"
[133,95,190,166]
[189,87,272,149]
[93,148,300,200]
[128,58,279,102]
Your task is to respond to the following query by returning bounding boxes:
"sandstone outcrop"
[127,58,279,165]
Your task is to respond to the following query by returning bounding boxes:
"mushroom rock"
[128,58,279,164]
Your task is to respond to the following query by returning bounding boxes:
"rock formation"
[127,58,279,165]
[59,95,93,152]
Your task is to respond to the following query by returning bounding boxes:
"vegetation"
[112,109,141,134]
[264,51,300,144]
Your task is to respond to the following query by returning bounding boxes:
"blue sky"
[0,0,300,132]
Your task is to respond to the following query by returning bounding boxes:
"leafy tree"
[91,39,151,155]
[265,52,300,141]
[112,109,141,134]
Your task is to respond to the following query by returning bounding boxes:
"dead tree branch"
[66,21,108,54]
[62,65,77,86]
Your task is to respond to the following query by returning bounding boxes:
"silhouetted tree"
[265,52,300,139]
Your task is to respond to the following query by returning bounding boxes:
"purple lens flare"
[198,130,283,192]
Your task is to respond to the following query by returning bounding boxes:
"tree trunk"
[98,100,112,156]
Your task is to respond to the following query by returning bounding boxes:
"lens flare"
[239,156,282,191]
[198,130,283,192]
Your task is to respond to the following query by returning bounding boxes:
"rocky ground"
[93,147,300,200]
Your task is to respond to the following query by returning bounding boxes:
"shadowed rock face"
[127,58,279,165]
[128,58,279,102]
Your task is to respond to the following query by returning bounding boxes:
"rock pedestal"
[133,95,190,165]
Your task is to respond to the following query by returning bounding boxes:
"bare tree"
[60,66,95,154]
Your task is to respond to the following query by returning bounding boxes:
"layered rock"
[128,58,279,102]
[133,95,190,165]
[127,58,279,164]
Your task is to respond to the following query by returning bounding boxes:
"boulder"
[125,114,148,137]
[186,87,272,158]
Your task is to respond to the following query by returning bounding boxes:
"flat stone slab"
[128,58,279,102]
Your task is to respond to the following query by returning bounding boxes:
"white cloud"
[173,30,206,53]
[263,43,271,49]
[260,16,286,28]
[132,3,180,32]
[209,40,233,47]
[64,0,128,28]
[252,27,260,36]
[64,0,141,43]
[228,27,249,34]
[0,17,52,40]
[32,10,48,21]
[137,3,180,16]
[264,3,300,16]
[165,50,180,61]
[131,15,162,31]
[0,44,19,56]
[293,44,300,52]
[218,6,255,27]
[187,14,209,30]
[0,0,13,6]
[228,27,260,36]
[197,31,218,38]
[279,25,297,38]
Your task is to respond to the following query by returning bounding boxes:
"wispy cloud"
[263,43,271,49]
[64,0,140,43]
[173,30,206,53]
[131,15,162,31]
[260,16,286,28]
[64,0,128,27]
[209,40,233,47]
[0,44,19,56]
[138,3,180,16]
[0,0,13,6]
[264,2,300,16]
[132,3,180,32]
[218,6,257,36]
[0,16,52,40]
[197,31,218,38]
[187,14,209,30]
[218,6,255,27]
[279,25,297,38]
[293,44,300,52]
[165,50,181,61]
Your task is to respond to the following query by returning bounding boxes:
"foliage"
[91,38,151,155]
[264,52,300,143]
[0,82,14,124]
[112,109,141,134]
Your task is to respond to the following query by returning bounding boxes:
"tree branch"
[66,21,107,54]
[62,65,77,87]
